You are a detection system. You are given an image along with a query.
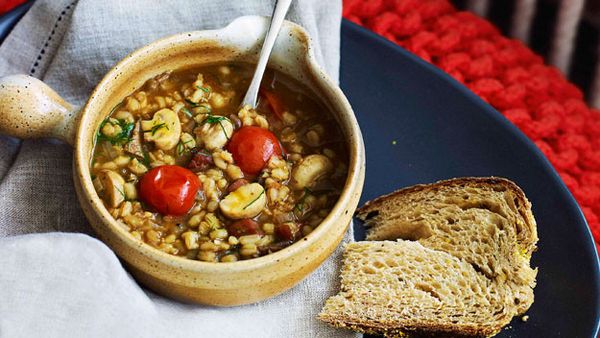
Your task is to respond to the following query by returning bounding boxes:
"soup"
[90,63,348,262]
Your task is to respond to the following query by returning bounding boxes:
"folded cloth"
[0,1,356,337]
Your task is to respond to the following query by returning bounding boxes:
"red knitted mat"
[344,0,600,249]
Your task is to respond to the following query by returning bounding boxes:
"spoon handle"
[241,0,292,108]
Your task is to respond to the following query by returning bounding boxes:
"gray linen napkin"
[0,1,357,337]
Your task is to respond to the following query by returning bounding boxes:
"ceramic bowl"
[0,16,365,306]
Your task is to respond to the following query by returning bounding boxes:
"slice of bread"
[319,241,515,337]
[319,177,538,337]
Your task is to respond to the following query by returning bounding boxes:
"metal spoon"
[240,0,292,108]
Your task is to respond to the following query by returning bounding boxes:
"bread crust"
[356,176,538,255]
[320,177,538,337]
[318,313,502,337]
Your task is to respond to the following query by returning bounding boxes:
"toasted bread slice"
[320,177,538,337]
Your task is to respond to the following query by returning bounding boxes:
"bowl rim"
[74,16,365,274]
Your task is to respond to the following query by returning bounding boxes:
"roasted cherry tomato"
[227,126,284,176]
[138,165,201,216]
[227,219,264,237]
[260,88,285,120]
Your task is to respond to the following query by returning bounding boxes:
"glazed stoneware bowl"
[0,16,365,306]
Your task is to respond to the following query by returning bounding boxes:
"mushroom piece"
[98,170,126,208]
[141,108,181,151]
[290,154,333,190]
[124,121,144,158]
[219,183,266,219]
[194,116,234,150]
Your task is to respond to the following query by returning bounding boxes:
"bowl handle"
[0,75,78,146]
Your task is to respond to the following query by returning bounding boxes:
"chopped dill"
[176,139,194,156]
[116,186,126,200]
[203,115,230,139]
[147,123,168,136]
[204,115,227,124]
[96,118,135,145]
[185,98,199,107]
[243,189,265,210]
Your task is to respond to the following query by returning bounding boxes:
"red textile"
[0,0,26,14]
[344,0,600,248]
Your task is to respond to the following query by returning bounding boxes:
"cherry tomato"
[260,89,285,120]
[227,219,264,237]
[138,165,201,216]
[227,126,284,176]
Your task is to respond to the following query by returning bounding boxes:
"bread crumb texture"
[319,177,538,338]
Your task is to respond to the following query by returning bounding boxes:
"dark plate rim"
[342,19,600,334]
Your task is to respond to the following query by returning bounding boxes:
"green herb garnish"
[243,189,265,210]
[203,114,230,139]
[176,139,194,156]
[219,121,230,139]
[185,98,199,107]
[205,115,227,124]
[147,123,168,136]
[294,188,313,212]
[116,186,126,200]
[96,118,135,145]
[196,86,210,93]
[185,99,213,114]
[141,151,151,167]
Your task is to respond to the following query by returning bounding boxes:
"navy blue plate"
[1,6,599,337]
[341,20,600,337]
